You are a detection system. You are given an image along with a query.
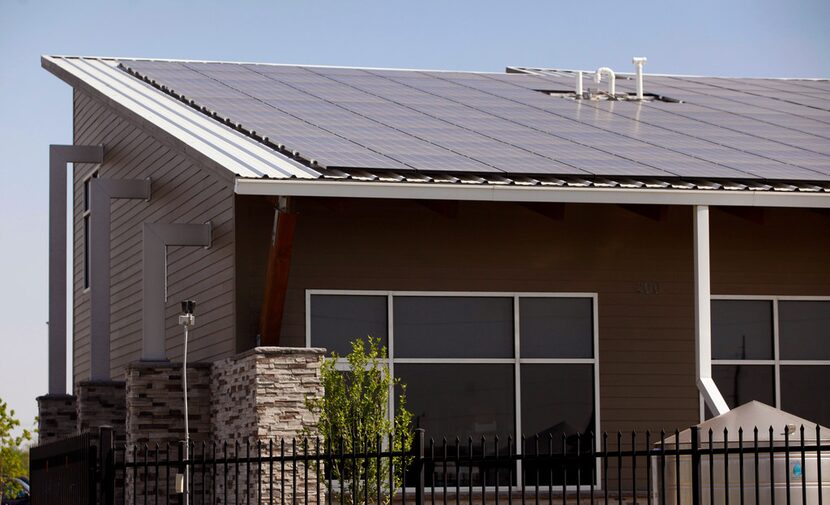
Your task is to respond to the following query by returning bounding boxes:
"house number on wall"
[637,282,661,295]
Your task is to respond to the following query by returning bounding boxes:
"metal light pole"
[178,300,196,505]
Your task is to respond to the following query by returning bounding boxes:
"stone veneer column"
[75,380,127,443]
[125,362,212,505]
[211,347,325,505]
[36,394,78,444]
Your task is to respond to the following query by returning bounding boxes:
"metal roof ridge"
[508,66,830,81]
[46,55,508,76]
[48,57,830,80]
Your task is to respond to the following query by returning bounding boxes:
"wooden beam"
[258,202,298,346]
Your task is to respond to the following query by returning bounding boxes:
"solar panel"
[118,60,830,182]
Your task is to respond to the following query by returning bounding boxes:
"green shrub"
[306,336,413,505]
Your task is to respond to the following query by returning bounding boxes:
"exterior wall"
[72,89,236,384]
[234,195,275,351]
[36,394,78,444]
[211,347,324,442]
[124,362,211,505]
[125,362,212,446]
[75,380,127,443]
[277,198,830,434]
[710,207,830,296]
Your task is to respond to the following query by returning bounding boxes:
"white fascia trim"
[234,179,830,208]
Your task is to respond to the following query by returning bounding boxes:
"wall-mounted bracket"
[89,177,152,380]
[141,222,212,361]
[48,144,104,394]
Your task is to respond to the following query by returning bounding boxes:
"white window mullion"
[513,295,523,479]
[388,294,395,426]
[773,297,781,409]
[592,294,601,453]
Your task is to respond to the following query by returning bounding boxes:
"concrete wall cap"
[233,346,326,360]
[36,394,77,401]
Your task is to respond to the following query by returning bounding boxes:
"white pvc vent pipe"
[595,67,616,96]
[632,57,647,100]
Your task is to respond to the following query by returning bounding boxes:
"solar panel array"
[119,60,830,182]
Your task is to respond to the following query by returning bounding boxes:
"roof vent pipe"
[632,57,647,100]
[575,71,583,98]
[595,67,616,96]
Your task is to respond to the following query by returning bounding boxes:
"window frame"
[704,294,830,420]
[81,171,98,292]
[305,289,601,465]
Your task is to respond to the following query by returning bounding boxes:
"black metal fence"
[29,431,98,505]
[32,426,830,505]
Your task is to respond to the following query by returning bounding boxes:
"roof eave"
[234,178,830,208]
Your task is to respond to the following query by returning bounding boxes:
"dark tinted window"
[522,364,595,486]
[310,295,387,356]
[521,364,594,439]
[520,298,593,358]
[396,364,515,487]
[712,300,773,360]
[780,366,830,428]
[394,297,514,358]
[779,301,830,360]
[713,365,775,409]
[395,363,514,441]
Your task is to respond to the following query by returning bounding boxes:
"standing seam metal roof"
[43,56,830,196]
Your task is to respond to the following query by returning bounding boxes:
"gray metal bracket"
[89,178,152,381]
[49,144,104,394]
[141,222,212,361]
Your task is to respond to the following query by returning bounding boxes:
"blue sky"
[0,0,828,437]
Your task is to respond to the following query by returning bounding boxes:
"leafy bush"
[0,399,31,499]
[306,336,413,505]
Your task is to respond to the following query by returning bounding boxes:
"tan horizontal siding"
[72,89,236,384]
[266,197,830,435]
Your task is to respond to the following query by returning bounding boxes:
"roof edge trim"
[234,179,830,208]
[41,55,317,180]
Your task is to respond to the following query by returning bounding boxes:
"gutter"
[234,178,830,208]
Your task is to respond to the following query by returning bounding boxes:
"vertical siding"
[72,90,237,384]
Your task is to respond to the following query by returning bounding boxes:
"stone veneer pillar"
[36,394,78,444]
[125,362,212,505]
[211,347,325,504]
[75,380,127,443]
[125,362,212,445]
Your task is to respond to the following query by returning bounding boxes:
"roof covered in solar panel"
[117,59,830,184]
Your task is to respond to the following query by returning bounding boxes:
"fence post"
[178,440,187,504]
[87,433,99,505]
[99,426,115,505]
[413,429,425,505]
[691,426,701,505]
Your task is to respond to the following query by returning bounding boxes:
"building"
[37,56,830,447]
